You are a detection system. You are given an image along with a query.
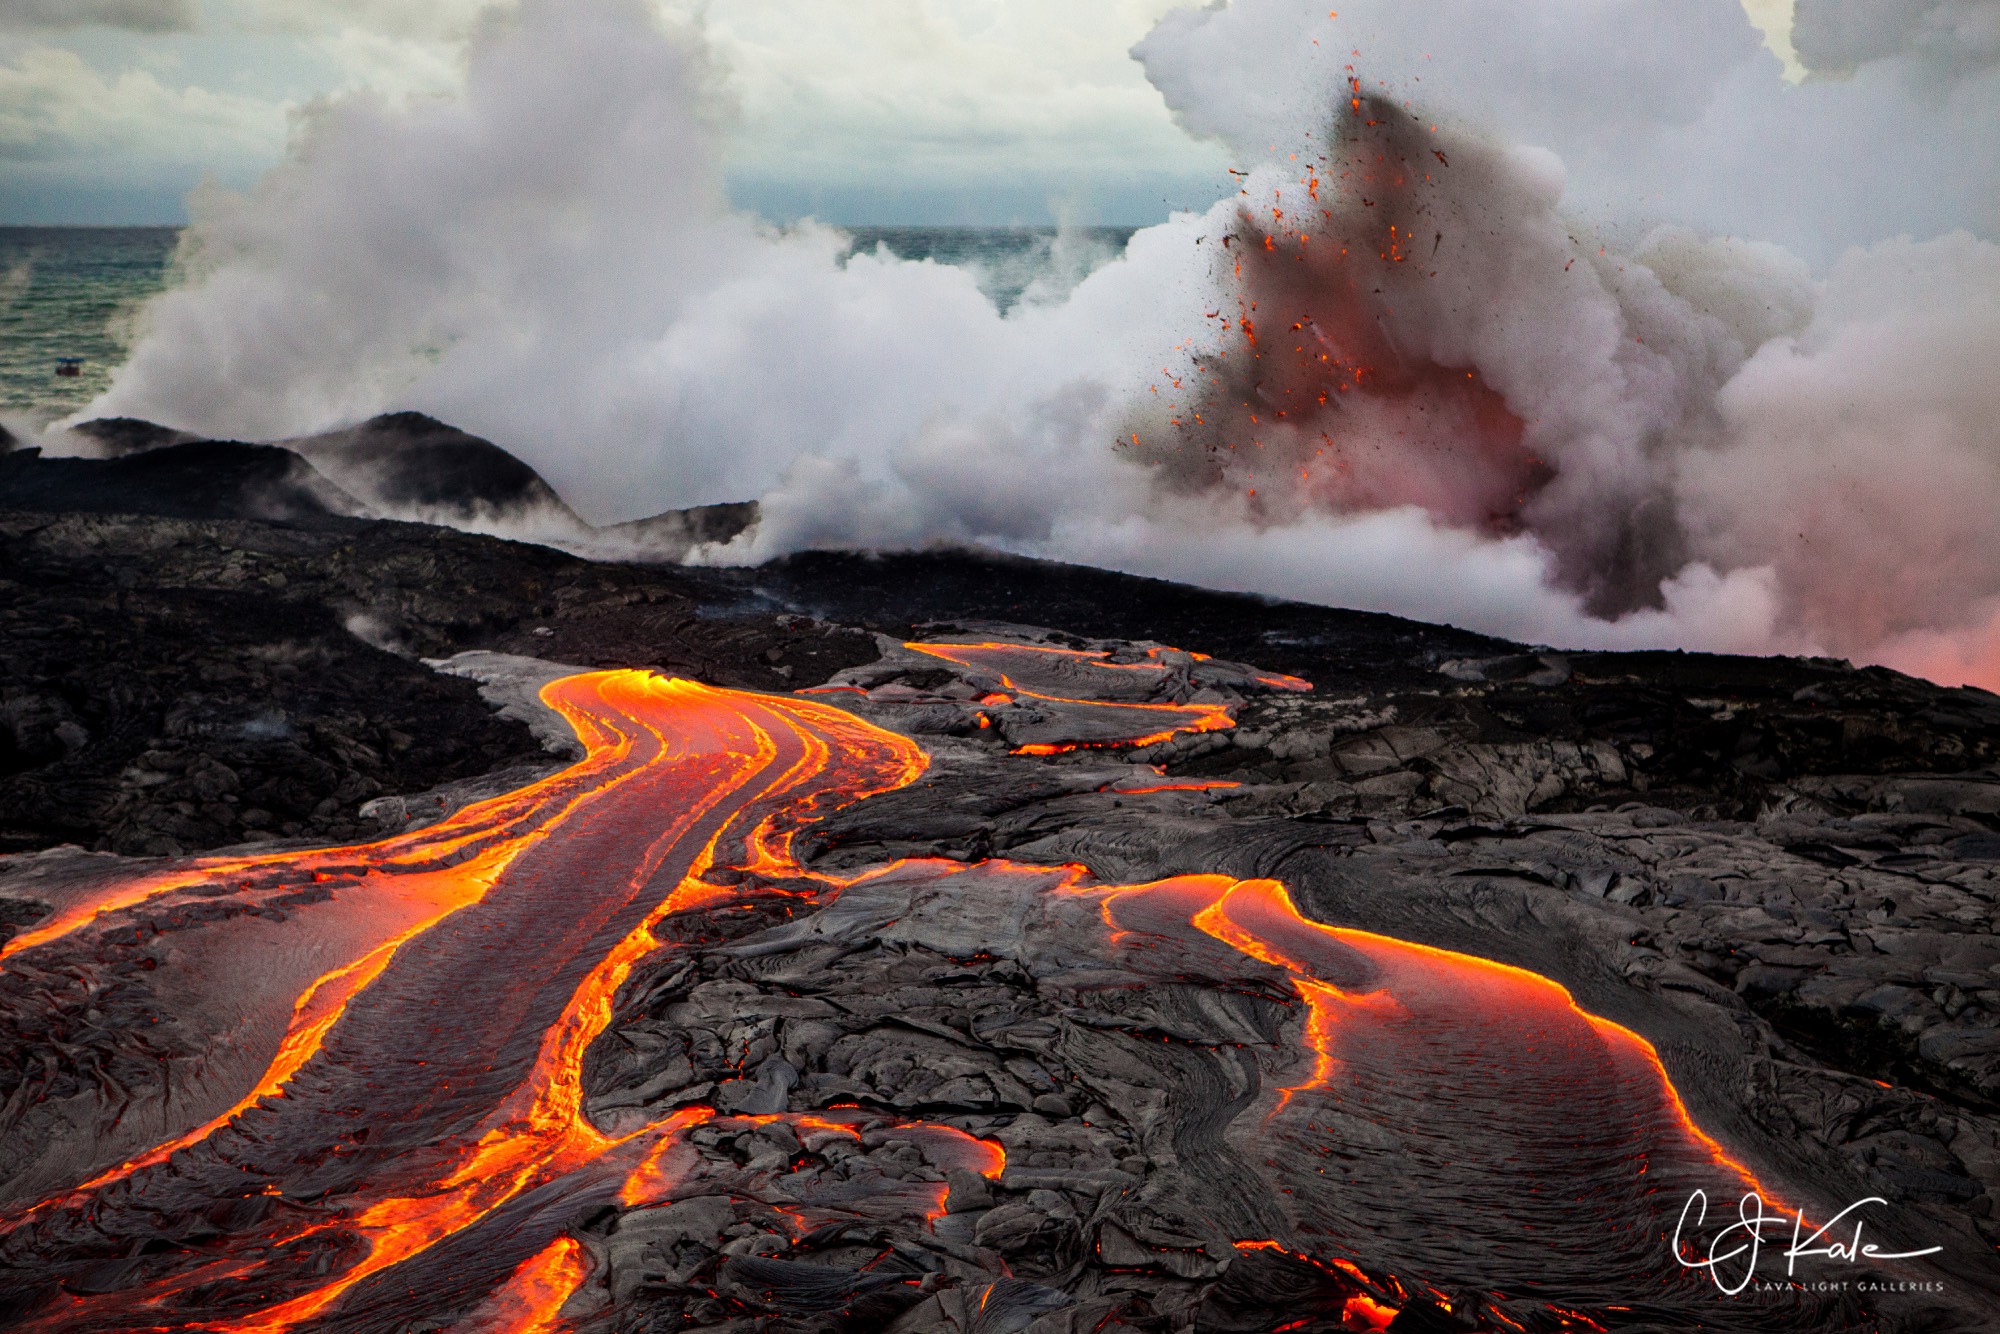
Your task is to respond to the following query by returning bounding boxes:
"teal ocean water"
[0,227,180,424]
[0,225,1135,428]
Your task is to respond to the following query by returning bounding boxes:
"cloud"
[8,0,1232,225]
[204,0,494,41]
[1792,0,2000,79]
[0,44,284,178]
[689,0,1225,217]
[1138,0,2000,268]
[1739,0,1806,79]
[76,0,2000,694]
[1683,231,2000,656]
[701,0,1210,170]
[0,0,195,32]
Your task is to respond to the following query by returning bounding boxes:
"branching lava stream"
[0,658,1855,1331]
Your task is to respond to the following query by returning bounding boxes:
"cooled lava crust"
[3,427,2000,1332]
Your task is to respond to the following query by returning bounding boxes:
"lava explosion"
[1128,96,1550,543]
[66,0,2000,691]
[0,645,1874,1330]
[1115,80,1732,628]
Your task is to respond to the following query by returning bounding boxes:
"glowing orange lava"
[901,640,1306,755]
[1075,875,1773,1200]
[469,1235,590,1334]
[1100,779,1243,795]
[3,672,928,1333]
[617,1108,1004,1215]
[1195,878,1775,1193]
[1233,1238,1400,1329]
[3,657,1792,1332]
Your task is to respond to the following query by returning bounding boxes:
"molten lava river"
[0,659,1858,1331]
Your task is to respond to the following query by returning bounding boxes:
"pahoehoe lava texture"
[0,663,1850,1334]
[3,421,2000,1332]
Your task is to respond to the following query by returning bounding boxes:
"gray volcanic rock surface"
[2,476,2000,1329]
[9,414,758,560]
[0,510,877,858]
[733,628,2000,1327]
[0,440,361,525]
[278,411,586,529]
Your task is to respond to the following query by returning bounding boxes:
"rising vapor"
[78,0,2000,689]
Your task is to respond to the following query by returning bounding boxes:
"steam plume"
[79,0,2000,690]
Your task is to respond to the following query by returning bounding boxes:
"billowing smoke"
[78,0,2000,690]
[1122,101,1737,621]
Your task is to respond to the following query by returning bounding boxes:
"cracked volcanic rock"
[5,446,2000,1331]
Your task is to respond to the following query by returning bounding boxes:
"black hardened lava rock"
[730,546,1510,692]
[277,411,590,527]
[0,440,359,525]
[731,548,2000,820]
[0,517,546,855]
[7,495,2000,855]
[8,418,2000,1331]
[0,510,881,856]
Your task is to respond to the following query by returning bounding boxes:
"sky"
[0,0,1798,225]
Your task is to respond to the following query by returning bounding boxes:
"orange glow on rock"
[617,1108,1005,1214]
[1232,1238,1402,1328]
[1187,877,1775,1197]
[6,659,1783,1333]
[46,929,410,1210]
[1342,1292,1400,1330]
[470,1234,590,1334]
[5,671,930,1333]
[617,1105,723,1207]
[901,640,1304,755]
[1085,870,1781,1321]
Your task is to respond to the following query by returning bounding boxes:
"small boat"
[55,358,83,378]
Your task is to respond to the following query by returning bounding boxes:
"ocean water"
[0,227,181,426]
[0,225,1135,429]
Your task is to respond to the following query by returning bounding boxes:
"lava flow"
[0,672,933,1332]
[0,655,1841,1331]
[1084,874,1779,1305]
[902,639,1309,753]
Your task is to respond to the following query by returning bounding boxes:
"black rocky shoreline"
[3,419,1999,1330]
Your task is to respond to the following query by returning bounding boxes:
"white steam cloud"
[80,0,2000,691]
[0,0,195,32]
